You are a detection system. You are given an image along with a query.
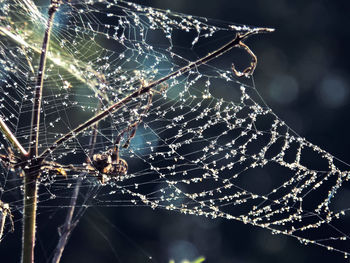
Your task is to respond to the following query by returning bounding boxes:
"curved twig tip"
[231,27,273,78]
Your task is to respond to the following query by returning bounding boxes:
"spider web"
[0,0,350,260]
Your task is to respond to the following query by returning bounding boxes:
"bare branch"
[51,82,103,263]
[0,201,14,241]
[0,117,28,157]
[28,0,61,158]
[50,176,80,263]
[231,41,257,77]
[22,2,62,263]
[39,27,273,162]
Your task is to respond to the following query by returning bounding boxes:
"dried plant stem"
[0,117,28,157]
[22,2,60,263]
[22,168,39,263]
[51,178,81,263]
[0,201,14,240]
[51,103,101,263]
[28,6,57,157]
[39,27,273,162]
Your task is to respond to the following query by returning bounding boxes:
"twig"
[231,41,258,77]
[39,27,273,162]
[0,201,14,241]
[22,1,61,263]
[51,89,102,263]
[28,1,60,157]
[0,117,28,157]
[50,177,81,263]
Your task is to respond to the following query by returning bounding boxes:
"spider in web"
[0,76,159,186]
[87,80,155,183]
[0,28,260,185]
[37,81,156,184]
[86,39,258,182]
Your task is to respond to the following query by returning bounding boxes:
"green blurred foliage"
[169,256,205,263]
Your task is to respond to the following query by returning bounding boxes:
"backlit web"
[0,0,350,260]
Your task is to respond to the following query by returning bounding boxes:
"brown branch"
[0,117,28,157]
[28,1,60,158]
[0,201,14,241]
[22,1,61,263]
[39,27,273,162]
[51,85,103,263]
[231,41,257,77]
[50,177,80,263]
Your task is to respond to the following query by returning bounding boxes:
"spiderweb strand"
[0,0,350,261]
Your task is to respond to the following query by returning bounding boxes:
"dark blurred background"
[2,0,350,262]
